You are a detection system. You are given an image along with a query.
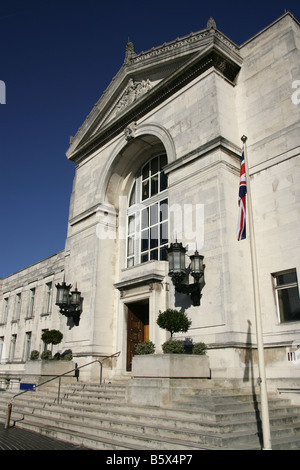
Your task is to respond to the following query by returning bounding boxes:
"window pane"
[151,175,159,196]
[142,180,149,200]
[276,271,298,286]
[150,226,158,248]
[160,246,168,261]
[141,253,149,263]
[160,171,168,192]
[142,162,150,180]
[141,208,149,230]
[129,182,136,206]
[127,236,135,256]
[278,286,300,322]
[150,203,158,226]
[160,221,168,244]
[141,229,149,252]
[128,215,135,234]
[160,154,167,169]
[151,156,159,175]
[160,199,168,221]
[150,249,158,260]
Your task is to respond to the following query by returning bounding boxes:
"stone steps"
[0,380,300,450]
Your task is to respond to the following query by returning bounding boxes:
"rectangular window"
[10,334,17,362]
[272,269,300,323]
[1,298,8,324]
[45,282,52,313]
[25,332,32,361]
[0,337,4,363]
[14,293,21,321]
[127,215,136,267]
[28,288,35,318]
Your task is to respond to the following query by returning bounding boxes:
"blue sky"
[1,0,300,277]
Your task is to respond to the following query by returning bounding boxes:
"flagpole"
[241,135,272,450]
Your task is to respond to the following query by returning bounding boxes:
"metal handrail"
[4,351,120,429]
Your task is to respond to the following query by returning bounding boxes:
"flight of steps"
[1,379,300,450]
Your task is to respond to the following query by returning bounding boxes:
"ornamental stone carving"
[116,78,153,114]
[207,17,216,29]
[124,122,137,141]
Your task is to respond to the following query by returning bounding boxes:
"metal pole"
[100,361,103,385]
[57,376,61,404]
[241,135,272,450]
[5,402,12,429]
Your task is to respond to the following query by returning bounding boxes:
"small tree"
[156,309,192,338]
[41,329,63,354]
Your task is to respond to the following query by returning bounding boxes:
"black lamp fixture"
[55,278,83,326]
[167,241,205,306]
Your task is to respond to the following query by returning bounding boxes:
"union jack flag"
[237,149,247,240]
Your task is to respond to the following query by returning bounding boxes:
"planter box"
[132,354,210,378]
[24,360,75,378]
[127,355,211,407]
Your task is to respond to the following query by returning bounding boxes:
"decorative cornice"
[130,28,239,66]
[114,273,165,291]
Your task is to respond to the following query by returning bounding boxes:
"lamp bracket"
[55,282,83,326]
[170,273,205,307]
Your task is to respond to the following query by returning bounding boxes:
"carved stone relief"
[115,78,153,115]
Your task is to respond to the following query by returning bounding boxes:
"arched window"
[127,154,168,267]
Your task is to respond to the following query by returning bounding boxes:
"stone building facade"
[1,12,300,387]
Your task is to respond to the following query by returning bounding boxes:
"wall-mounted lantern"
[167,242,205,306]
[55,279,83,326]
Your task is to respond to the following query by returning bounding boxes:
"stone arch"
[96,123,175,209]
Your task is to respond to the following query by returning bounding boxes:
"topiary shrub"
[192,342,207,355]
[41,350,52,360]
[135,341,155,355]
[157,309,192,338]
[162,339,185,354]
[53,352,61,360]
[30,350,39,360]
[41,330,63,353]
[63,352,73,361]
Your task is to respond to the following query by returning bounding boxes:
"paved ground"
[0,422,88,450]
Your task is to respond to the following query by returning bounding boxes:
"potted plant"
[131,309,210,379]
[24,330,73,377]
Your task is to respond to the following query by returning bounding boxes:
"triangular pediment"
[94,77,155,130]
[66,21,242,163]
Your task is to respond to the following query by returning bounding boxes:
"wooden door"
[126,301,149,371]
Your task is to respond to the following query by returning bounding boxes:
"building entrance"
[126,300,149,371]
